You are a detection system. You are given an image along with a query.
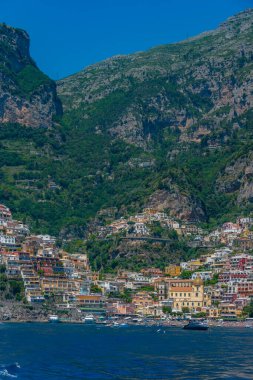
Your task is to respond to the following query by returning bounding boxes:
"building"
[0,205,12,221]
[132,291,155,315]
[192,271,212,281]
[76,294,106,314]
[141,268,163,277]
[165,265,181,277]
[155,278,209,312]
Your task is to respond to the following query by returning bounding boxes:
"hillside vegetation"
[0,10,253,237]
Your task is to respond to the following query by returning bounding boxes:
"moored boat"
[82,314,96,324]
[48,315,60,323]
[183,319,208,330]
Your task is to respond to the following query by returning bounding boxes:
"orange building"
[165,265,181,277]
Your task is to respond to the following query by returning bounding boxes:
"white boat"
[48,315,60,323]
[82,314,96,324]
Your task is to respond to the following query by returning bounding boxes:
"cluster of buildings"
[96,246,253,319]
[95,209,253,250]
[95,208,205,238]
[1,203,253,320]
[0,204,99,312]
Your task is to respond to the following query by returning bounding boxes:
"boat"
[48,315,60,323]
[82,314,96,324]
[96,320,107,325]
[183,319,208,330]
[117,323,128,328]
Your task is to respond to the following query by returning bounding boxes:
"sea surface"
[0,323,253,379]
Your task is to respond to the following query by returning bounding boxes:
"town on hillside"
[0,203,253,324]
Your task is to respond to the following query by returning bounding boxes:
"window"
[196,293,199,297]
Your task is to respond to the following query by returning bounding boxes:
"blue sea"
[0,323,253,379]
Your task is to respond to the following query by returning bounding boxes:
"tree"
[37,269,44,277]
[151,222,163,238]
[193,312,207,318]
[120,289,132,303]
[0,265,6,273]
[243,299,253,318]
[162,306,172,315]
[90,284,102,294]
[205,273,219,286]
[168,229,178,240]
[182,307,190,314]
[180,270,192,279]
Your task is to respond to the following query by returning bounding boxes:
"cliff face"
[0,24,62,128]
[216,152,253,205]
[57,9,253,147]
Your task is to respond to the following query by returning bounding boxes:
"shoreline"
[2,319,253,328]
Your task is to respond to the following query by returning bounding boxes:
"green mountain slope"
[0,10,253,237]
[57,9,253,227]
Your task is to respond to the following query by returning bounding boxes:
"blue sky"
[1,0,253,79]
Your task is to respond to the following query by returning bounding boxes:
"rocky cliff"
[0,23,62,128]
[58,9,253,147]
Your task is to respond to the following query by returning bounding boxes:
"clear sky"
[1,0,253,79]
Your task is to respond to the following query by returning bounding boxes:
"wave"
[0,363,20,378]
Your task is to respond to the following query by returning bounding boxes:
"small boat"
[183,319,208,331]
[96,320,107,325]
[48,315,60,323]
[82,314,96,324]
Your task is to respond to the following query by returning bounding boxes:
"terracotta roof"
[76,295,102,300]
[169,287,193,292]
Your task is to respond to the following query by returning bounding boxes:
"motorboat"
[183,319,208,330]
[48,315,60,323]
[82,314,96,324]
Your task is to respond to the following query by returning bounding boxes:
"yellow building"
[40,277,81,294]
[205,307,220,319]
[219,303,242,318]
[165,265,181,277]
[187,260,202,271]
[155,278,208,312]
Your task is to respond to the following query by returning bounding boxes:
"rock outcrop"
[0,23,62,128]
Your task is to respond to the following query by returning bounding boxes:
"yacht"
[183,319,208,330]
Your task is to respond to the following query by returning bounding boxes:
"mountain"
[0,23,62,128]
[58,10,253,147]
[0,10,253,237]
[56,9,253,224]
